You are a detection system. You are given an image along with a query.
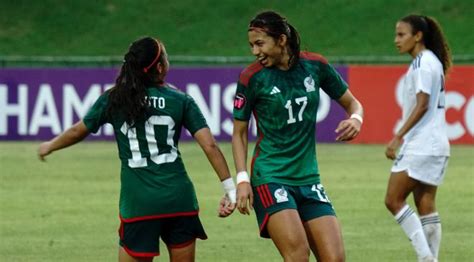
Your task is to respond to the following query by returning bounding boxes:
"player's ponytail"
[400,15,452,74]
[424,16,452,74]
[107,37,165,125]
[287,23,301,67]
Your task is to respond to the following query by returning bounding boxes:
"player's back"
[115,85,207,220]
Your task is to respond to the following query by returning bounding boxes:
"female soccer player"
[384,15,451,262]
[232,11,364,262]
[38,37,236,262]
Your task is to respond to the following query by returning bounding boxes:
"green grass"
[0,0,473,58]
[0,142,473,261]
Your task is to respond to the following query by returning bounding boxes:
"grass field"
[0,142,473,261]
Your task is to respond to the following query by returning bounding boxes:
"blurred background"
[1,0,473,66]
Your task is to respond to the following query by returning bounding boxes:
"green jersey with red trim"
[233,52,348,186]
[83,84,208,222]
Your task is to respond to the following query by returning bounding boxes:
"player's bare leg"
[304,215,345,262]
[118,246,153,262]
[413,184,437,215]
[385,171,435,261]
[267,209,310,262]
[385,171,418,214]
[167,241,196,262]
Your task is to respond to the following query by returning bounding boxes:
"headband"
[143,39,161,73]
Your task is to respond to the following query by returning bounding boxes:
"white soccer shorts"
[391,154,449,186]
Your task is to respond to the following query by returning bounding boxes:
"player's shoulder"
[239,61,264,87]
[299,51,328,64]
[412,50,441,71]
[158,84,187,98]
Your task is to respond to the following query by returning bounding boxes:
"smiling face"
[394,21,424,57]
[248,29,290,70]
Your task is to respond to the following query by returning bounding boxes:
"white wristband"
[350,113,363,124]
[236,171,250,185]
[221,177,237,204]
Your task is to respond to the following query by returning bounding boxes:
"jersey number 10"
[120,115,178,168]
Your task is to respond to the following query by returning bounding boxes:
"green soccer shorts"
[253,182,336,238]
[119,215,208,258]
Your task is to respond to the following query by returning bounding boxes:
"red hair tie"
[143,39,161,73]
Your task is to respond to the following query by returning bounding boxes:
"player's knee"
[281,243,310,262]
[384,195,400,213]
[324,251,345,262]
[384,195,394,210]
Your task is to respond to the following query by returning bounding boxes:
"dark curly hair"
[106,37,166,125]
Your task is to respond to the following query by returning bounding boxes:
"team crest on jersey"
[304,75,316,92]
[274,187,289,203]
[234,93,246,109]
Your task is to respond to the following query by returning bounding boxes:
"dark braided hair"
[400,14,452,74]
[106,36,166,125]
[249,11,301,67]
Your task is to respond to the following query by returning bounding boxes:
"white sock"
[420,212,442,258]
[395,205,434,259]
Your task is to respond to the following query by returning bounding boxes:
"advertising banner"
[0,66,347,142]
[349,65,474,144]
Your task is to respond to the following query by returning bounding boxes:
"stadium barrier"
[1,54,474,67]
[0,65,473,144]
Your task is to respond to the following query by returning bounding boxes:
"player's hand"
[236,182,253,215]
[385,136,402,160]
[38,142,52,161]
[218,194,236,218]
[335,118,361,141]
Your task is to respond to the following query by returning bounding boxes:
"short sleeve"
[413,63,434,95]
[232,76,256,121]
[320,63,348,100]
[83,93,109,133]
[183,95,208,135]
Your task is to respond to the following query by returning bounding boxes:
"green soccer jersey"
[83,85,208,222]
[233,52,348,187]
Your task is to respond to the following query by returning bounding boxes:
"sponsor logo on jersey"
[234,93,246,109]
[274,187,289,203]
[304,75,316,92]
[270,86,281,95]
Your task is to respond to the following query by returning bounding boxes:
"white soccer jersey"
[397,49,450,156]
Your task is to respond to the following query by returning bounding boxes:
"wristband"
[221,177,237,204]
[350,113,363,124]
[236,171,250,185]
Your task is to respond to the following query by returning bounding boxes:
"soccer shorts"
[391,154,449,186]
[118,215,207,258]
[253,182,336,238]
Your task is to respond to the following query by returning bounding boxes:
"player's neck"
[409,44,427,58]
[276,51,291,71]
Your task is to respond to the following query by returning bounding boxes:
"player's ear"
[414,31,423,43]
[156,63,163,74]
[278,34,288,47]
